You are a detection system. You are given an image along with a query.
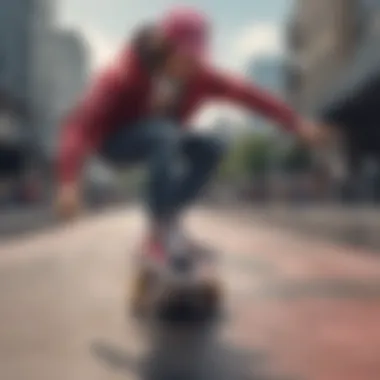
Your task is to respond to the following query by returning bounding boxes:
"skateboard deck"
[130,246,223,324]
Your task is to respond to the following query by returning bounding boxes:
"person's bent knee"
[199,136,227,165]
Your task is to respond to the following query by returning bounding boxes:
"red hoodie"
[58,45,299,185]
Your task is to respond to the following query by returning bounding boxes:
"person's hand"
[55,182,82,221]
[296,119,323,147]
[296,118,335,147]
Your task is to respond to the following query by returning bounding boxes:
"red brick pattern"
[191,210,380,380]
[1,208,380,380]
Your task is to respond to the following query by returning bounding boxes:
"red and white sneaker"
[141,235,167,265]
[169,226,213,261]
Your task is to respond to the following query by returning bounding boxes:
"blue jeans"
[100,118,226,221]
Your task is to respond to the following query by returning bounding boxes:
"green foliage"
[282,143,312,173]
[218,133,274,180]
[117,167,146,192]
[219,134,313,181]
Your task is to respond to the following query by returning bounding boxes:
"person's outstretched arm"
[207,70,300,131]
[205,69,332,146]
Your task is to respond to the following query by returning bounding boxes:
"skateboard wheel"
[130,268,153,316]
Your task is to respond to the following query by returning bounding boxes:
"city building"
[43,29,90,156]
[0,92,28,180]
[0,0,89,204]
[30,0,59,156]
[287,0,380,201]
[0,0,36,203]
[286,0,357,112]
[247,55,286,134]
[0,0,35,149]
[248,55,285,96]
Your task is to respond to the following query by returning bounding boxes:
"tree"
[218,133,274,181]
[243,135,273,178]
[282,142,312,174]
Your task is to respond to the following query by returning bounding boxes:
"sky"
[58,0,293,70]
[56,0,293,128]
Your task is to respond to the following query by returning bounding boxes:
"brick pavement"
[1,207,380,379]
[189,209,380,380]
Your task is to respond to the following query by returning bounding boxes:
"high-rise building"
[247,55,286,134]
[248,55,285,95]
[29,0,58,154]
[0,0,36,184]
[287,0,380,202]
[286,0,357,113]
[0,0,58,201]
[43,29,90,155]
[0,0,35,141]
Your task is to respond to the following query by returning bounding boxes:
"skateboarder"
[56,6,330,259]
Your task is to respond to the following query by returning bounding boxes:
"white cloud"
[233,22,284,67]
[78,25,122,71]
[58,20,122,71]
[191,103,249,132]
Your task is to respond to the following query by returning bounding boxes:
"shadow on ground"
[90,324,289,380]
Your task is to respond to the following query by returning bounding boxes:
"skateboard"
[130,246,223,324]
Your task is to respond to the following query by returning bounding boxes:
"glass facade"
[0,0,33,103]
[247,56,285,133]
[355,0,380,39]
[248,56,285,96]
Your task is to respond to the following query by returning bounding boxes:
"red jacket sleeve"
[207,70,300,132]
[57,60,132,185]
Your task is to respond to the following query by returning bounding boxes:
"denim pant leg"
[169,132,227,216]
[100,119,180,221]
